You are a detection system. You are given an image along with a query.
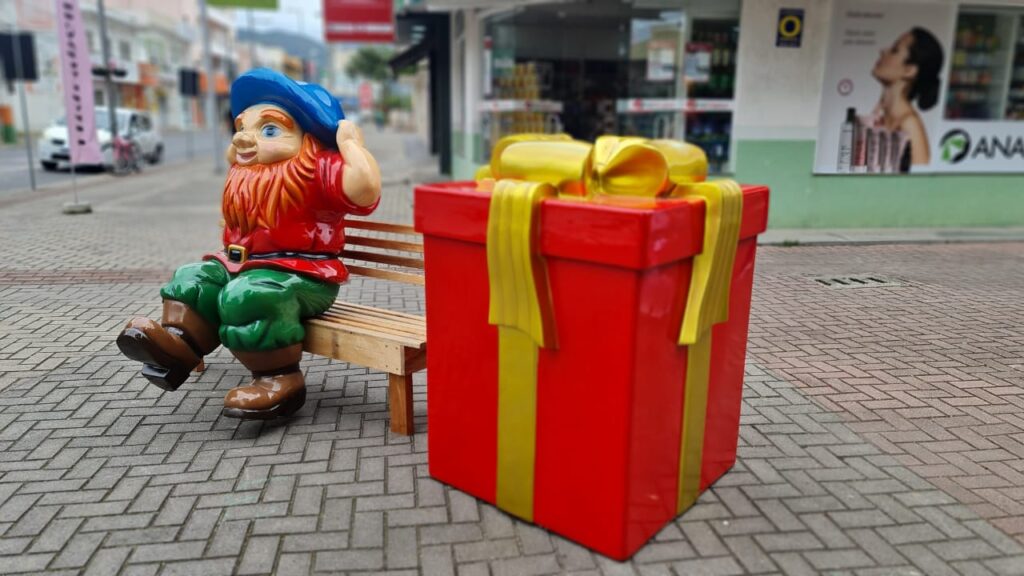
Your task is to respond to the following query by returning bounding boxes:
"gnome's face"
[228,104,304,166]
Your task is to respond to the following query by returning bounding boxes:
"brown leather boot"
[116,300,219,391]
[222,343,306,420]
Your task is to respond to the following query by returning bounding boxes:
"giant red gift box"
[414,181,769,560]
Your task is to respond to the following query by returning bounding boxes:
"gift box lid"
[414,182,769,270]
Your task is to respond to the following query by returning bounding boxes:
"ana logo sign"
[941,128,1024,164]
[940,129,970,164]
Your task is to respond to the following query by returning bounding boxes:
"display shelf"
[478,100,564,113]
[616,98,734,113]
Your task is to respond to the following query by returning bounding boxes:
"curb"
[0,160,214,209]
[758,231,1024,247]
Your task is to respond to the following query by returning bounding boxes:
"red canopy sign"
[323,0,394,43]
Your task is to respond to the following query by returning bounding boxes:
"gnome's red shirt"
[205,150,379,283]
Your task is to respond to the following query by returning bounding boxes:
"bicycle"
[110,135,143,175]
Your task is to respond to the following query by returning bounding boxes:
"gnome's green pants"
[160,261,339,352]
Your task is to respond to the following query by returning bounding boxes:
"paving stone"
[385,526,418,569]
[351,511,384,548]
[237,535,279,575]
[670,556,745,576]
[490,554,563,576]
[50,531,105,569]
[315,549,384,571]
[158,558,237,576]
[82,546,132,576]
[2,142,1024,576]
[128,541,206,564]
[421,545,456,576]
[206,520,250,558]
[280,531,349,553]
[29,518,84,553]
[275,552,313,576]
[455,539,521,563]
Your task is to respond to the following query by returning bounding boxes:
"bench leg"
[388,373,414,435]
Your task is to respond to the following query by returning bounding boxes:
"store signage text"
[931,121,1024,172]
[940,128,1024,165]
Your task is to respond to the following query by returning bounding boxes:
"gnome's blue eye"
[261,125,281,138]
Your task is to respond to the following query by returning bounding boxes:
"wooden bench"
[302,220,426,435]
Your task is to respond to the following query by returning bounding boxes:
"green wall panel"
[734,140,1024,229]
[451,130,484,181]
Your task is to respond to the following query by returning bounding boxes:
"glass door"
[616,13,687,141]
[683,18,739,174]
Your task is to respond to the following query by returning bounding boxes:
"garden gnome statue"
[116,68,382,419]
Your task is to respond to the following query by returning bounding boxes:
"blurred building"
[238,42,287,73]
[399,0,1024,229]
[2,0,279,133]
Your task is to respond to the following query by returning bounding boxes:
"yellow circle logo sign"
[779,15,802,38]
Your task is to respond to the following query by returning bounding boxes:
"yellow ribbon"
[486,179,557,521]
[482,134,741,519]
[672,179,743,513]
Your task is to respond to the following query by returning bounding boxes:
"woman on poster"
[871,27,945,169]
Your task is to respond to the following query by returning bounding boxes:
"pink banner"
[54,0,103,165]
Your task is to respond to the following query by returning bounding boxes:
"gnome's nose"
[233,131,256,149]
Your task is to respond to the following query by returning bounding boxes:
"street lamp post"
[199,0,223,174]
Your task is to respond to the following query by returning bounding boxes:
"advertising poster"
[646,40,676,82]
[815,1,955,174]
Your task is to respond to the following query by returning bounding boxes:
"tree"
[345,47,415,122]
[345,47,394,83]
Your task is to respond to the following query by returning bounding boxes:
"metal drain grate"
[811,274,903,288]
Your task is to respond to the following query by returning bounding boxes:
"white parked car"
[38,107,163,171]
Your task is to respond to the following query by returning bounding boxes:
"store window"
[479,0,740,173]
[119,40,131,62]
[946,8,1019,118]
[946,8,1024,120]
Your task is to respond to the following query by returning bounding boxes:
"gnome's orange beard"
[222,134,321,236]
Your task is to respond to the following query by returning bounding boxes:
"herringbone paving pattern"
[2,132,1023,574]
[748,243,1024,545]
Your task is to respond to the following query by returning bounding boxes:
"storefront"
[445,0,1023,228]
[734,0,1024,227]
[463,0,740,173]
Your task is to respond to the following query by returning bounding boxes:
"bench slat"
[346,235,424,254]
[306,316,425,348]
[346,265,425,286]
[346,220,417,235]
[329,301,426,323]
[325,297,425,325]
[342,250,425,270]
[316,311,425,341]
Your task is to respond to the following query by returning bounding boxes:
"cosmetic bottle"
[837,107,856,173]
[852,116,869,173]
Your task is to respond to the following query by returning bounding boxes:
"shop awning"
[388,41,430,75]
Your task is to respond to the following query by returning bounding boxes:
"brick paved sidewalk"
[2,133,1024,575]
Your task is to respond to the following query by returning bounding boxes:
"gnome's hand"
[336,119,365,148]
[336,120,381,208]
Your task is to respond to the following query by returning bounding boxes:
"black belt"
[225,244,335,263]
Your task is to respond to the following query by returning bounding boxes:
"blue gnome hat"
[230,68,345,149]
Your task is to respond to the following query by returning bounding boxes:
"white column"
[464,9,483,161]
